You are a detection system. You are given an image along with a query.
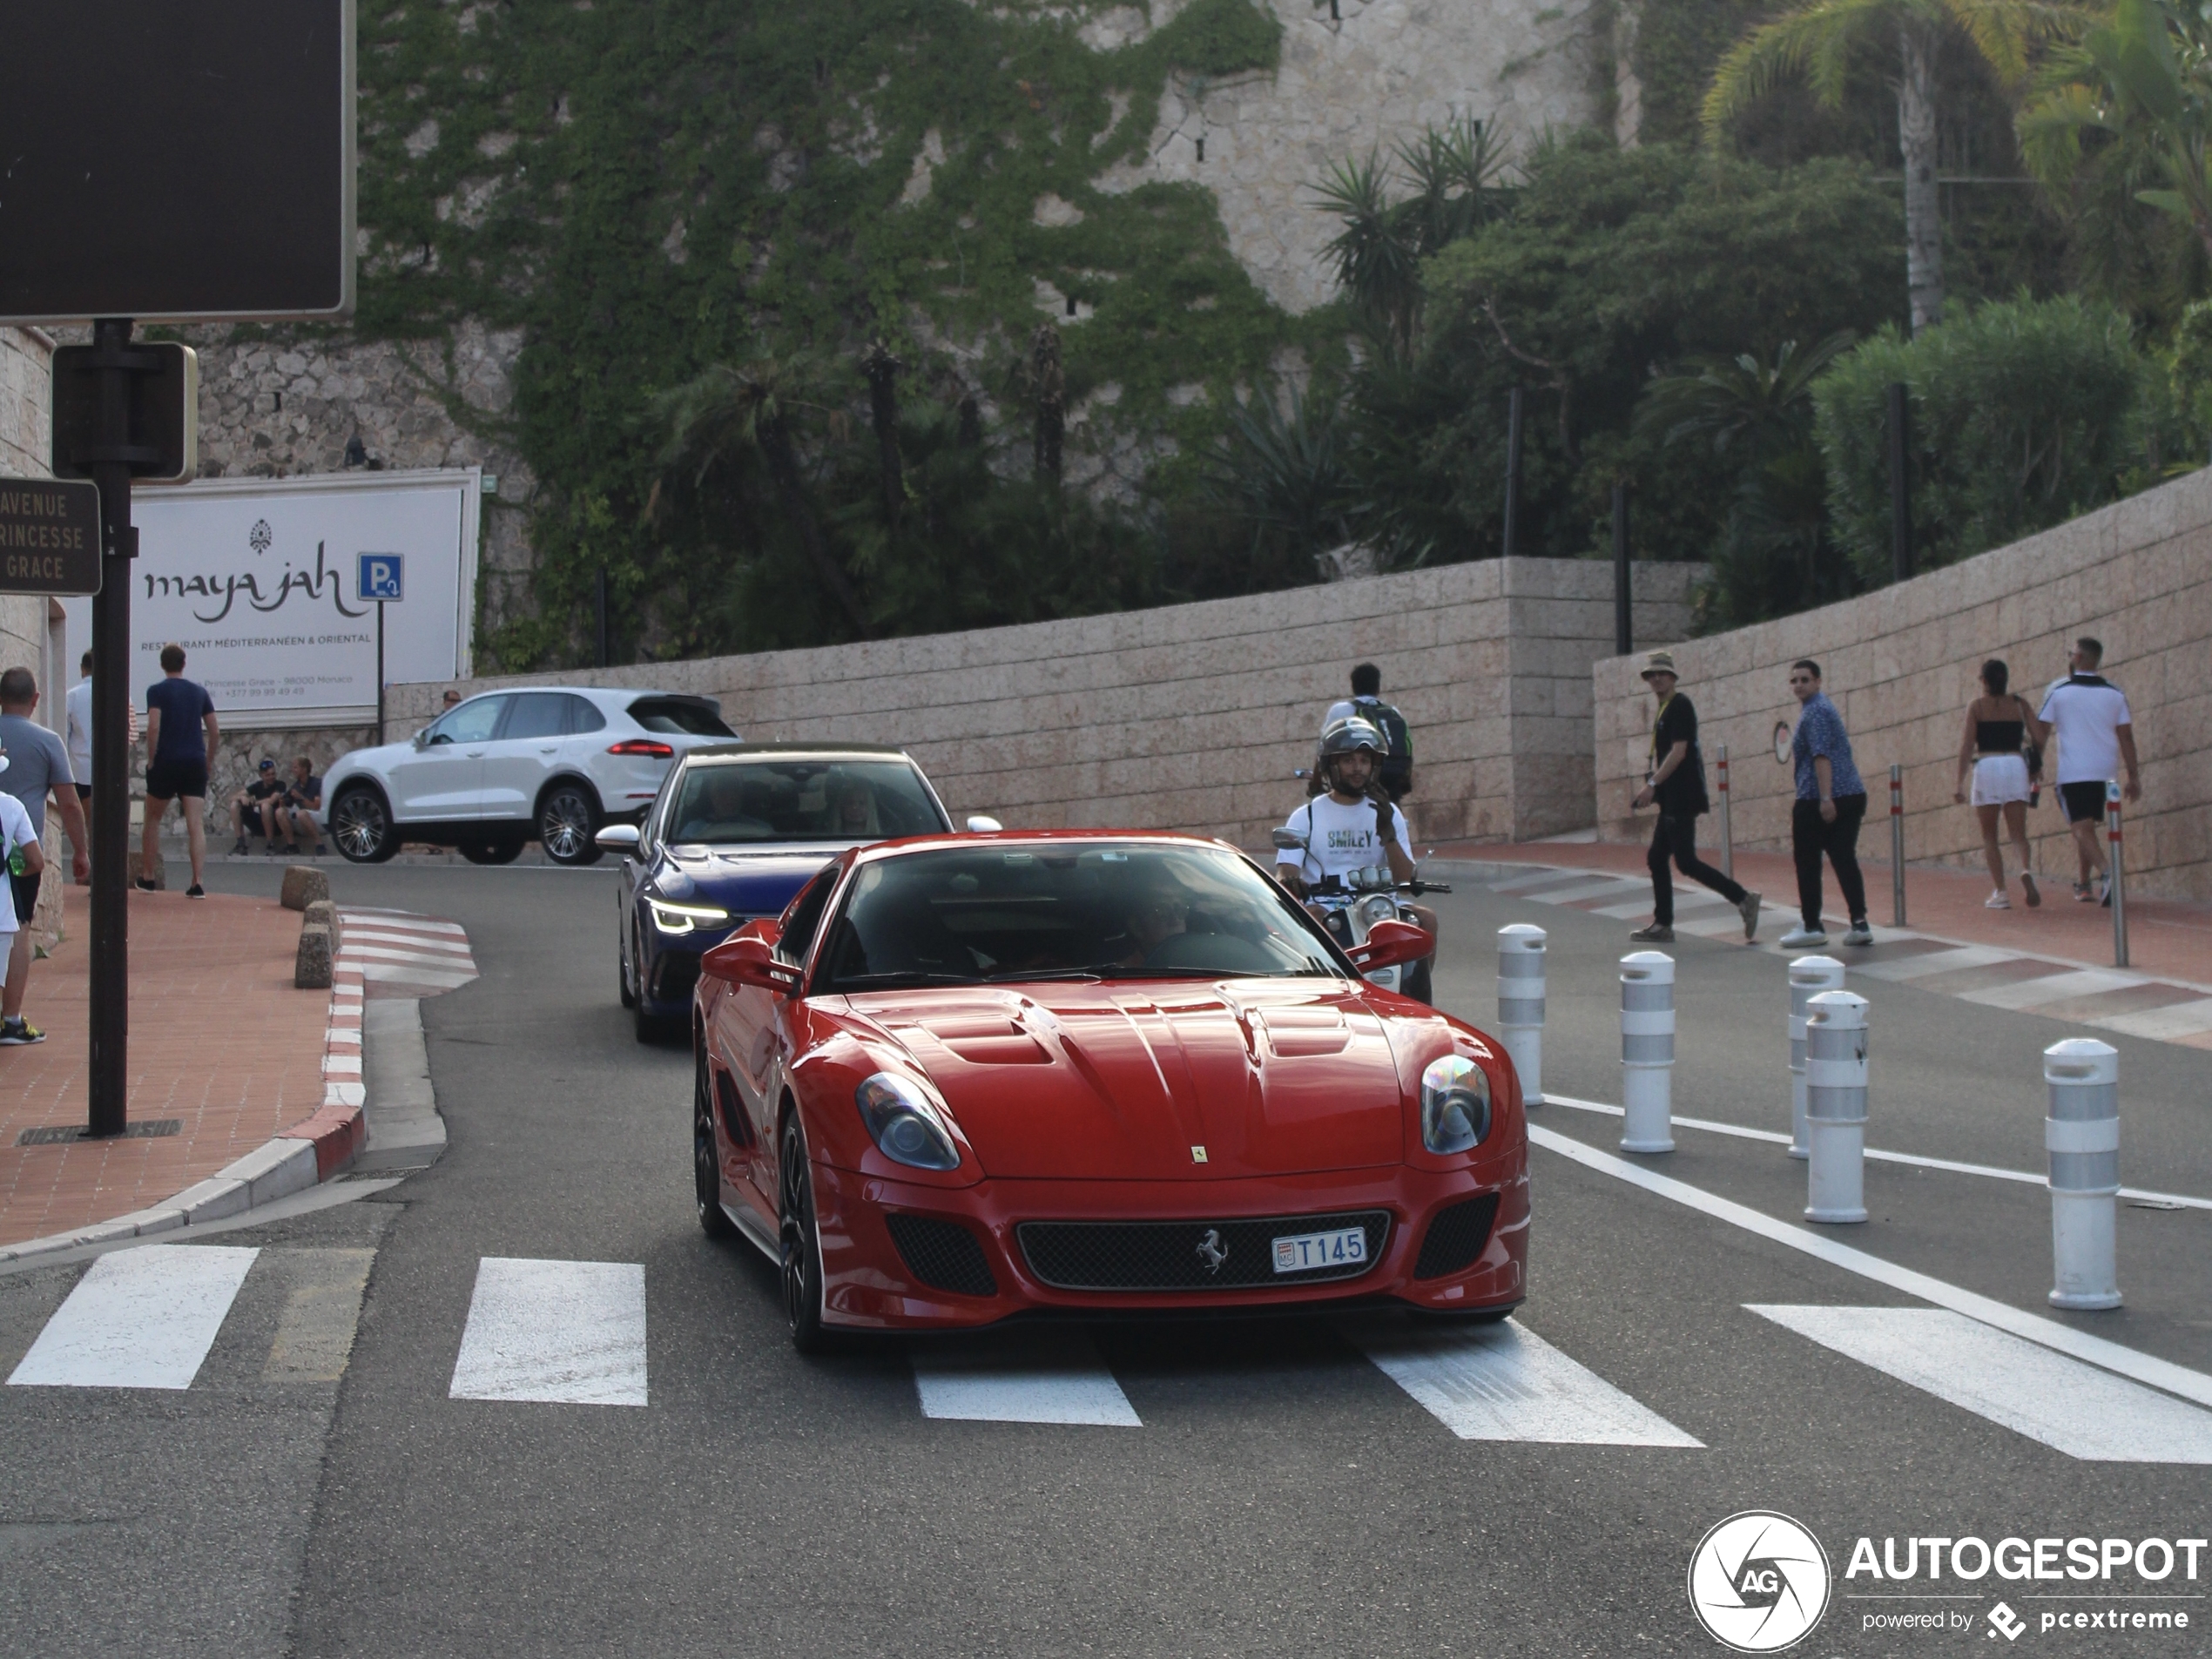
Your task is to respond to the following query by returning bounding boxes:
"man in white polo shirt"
[2038,637,2141,906]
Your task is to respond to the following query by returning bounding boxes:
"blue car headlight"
[1420,1055,1491,1154]
[648,897,731,935]
[854,1072,962,1171]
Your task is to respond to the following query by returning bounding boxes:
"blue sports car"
[602,743,983,1039]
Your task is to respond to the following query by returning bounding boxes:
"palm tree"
[1703,0,2091,334]
[2020,0,2212,261]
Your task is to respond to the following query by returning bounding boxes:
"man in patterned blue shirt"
[1782,660,1871,948]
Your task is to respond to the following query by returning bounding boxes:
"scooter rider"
[1276,716,1439,963]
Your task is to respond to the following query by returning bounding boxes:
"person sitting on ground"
[229,759,286,855]
[1953,659,2047,910]
[273,757,324,857]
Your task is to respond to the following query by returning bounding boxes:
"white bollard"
[1619,951,1675,1153]
[1786,956,1846,1161]
[2045,1038,2121,1310]
[1804,990,1869,1223]
[1497,925,1547,1108]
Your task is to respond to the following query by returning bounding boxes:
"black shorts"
[73,783,91,800]
[145,759,208,800]
[2058,781,2108,824]
[11,868,37,925]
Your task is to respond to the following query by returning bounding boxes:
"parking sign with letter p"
[358,553,403,602]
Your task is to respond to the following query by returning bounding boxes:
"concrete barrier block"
[280,865,330,911]
[295,923,334,990]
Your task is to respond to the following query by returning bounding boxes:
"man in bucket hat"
[1629,650,1761,944]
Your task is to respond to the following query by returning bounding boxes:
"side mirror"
[700,935,801,995]
[412,729,429,750]
[595,824,641,853]
[1271,828,1307,852]
[1349,918,1433,973]
[965,815,1003,833]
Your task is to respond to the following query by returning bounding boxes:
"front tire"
[694,1046,736,1240]
[779,1115,833,1353]
[537,782,603,867]
[330,786,397,864]
[617,918,637,1009]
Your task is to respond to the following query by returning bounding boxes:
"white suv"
[324,686,737,866]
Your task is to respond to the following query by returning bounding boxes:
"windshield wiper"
[831,972,980,989]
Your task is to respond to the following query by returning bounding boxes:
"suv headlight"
[648,898,731,935]
[1420,1055,1490,1154]
[855,1072,962,1171]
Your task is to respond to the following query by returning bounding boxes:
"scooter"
[1270,827,1450,1003]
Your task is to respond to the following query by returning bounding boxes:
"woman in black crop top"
[1952,658,2048,909]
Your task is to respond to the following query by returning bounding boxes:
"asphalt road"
[3,856,2209,1657]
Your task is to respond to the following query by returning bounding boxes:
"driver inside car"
[676,772,772,841]
[1276,716,1437,959]
[1116,869,1191,968]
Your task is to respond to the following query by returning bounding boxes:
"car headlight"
[854,1072,962,1171]
[647,897,731,935]
[1420,1055,1491,1154]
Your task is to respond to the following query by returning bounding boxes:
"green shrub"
[1812,295,2151,580]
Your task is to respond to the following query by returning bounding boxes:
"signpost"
[359,554,404,743]
[0,0,355,1140]
[0,480,104,596]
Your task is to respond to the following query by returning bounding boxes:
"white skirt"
[1971,752,2031,806]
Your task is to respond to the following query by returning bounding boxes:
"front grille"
[885,1213,998,1298]
[1018,1210,1391,1291]
[1413,1194,1500,1280]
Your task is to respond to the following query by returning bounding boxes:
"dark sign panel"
[0,479,102,595]
[0,1,354,323]
[51,343,199,484]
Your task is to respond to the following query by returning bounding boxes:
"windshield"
[628,696,733,737]
[664,759,947,845]
[817,843,1345,991]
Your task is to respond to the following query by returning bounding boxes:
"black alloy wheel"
[694,1046,735,1239]
[537,783,603,867]
[458,836,523,866]
[330,786,397,864]
[779,1115,833,1353]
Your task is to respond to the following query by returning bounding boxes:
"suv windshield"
[818,843,1343,990]
[665,759,947,845]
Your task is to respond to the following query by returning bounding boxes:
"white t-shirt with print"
[1277,793,1413,888]
[2037,676,2133,786]
[0,791,36,938]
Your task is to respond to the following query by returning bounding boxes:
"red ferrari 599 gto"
[690,831,1527,1350]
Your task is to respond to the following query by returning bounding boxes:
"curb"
[0,961,369,1268]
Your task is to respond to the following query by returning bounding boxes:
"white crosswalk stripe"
[449,1258,649,1406]
[8,1245,260,1390]
[1750,1305,2212,1463]
[1343,1317,1703,1446]
[339,928,475,955]
[912,1331,1142,1426]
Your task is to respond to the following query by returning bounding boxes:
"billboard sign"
[64,469,480,729]
[0,0,354,323]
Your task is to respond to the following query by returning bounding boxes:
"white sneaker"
[1842,921,1874,946]
[1985,890,2012,909]
[1778,925,1829,948]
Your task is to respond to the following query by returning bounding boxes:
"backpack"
[1350,695,1414,798]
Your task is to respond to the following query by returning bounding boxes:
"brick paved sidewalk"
[0,885,329,1248]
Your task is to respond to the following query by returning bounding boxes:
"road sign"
[51,344,199,486]
[359,553,405,603]
[0,1,355,323]
[0,479,102,595]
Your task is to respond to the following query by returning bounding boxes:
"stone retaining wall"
[1592,468,2212,900]
[375,557,1697,849]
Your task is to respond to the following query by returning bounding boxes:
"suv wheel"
[537,782,603,867]
[331,786,397,864]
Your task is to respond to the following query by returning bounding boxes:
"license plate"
[1271,1226,1366,1274]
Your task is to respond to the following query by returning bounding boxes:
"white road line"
[449,1258,647,1406]
[1518,877,1647,905]
[911,1332,1142,1426]
[1527,1124,2212,1410]
[2094,997,2212,1041]
[1542,1093,2212,1212]
[339,928,475,955]
[1483,867,1593,893]
[8,1245,260,1390]
[1344,1317,1702,1447]
[1749,1305,2212,1463]
[1957,967,2138,1010]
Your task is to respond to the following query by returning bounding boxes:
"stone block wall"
[1591,468,2212,899]
[380,557,1697,848]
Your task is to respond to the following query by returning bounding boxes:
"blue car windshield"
[665,759,948,845]
[819,843,1344,989]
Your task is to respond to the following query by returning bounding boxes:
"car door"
[720,863,842,1208]
[475,690,570,824]
[384,694,509,821]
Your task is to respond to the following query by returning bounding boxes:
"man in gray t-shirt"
[0,666,91,1044]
